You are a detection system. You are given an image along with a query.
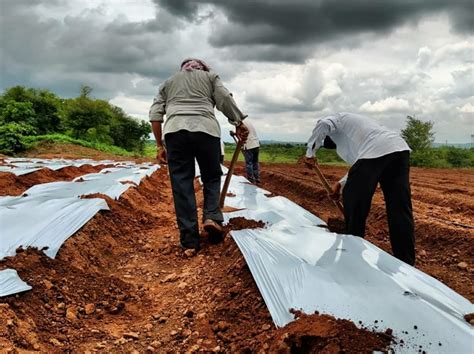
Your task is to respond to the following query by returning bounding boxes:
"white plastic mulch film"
[221,174,474,353]
[0,157,133,176]
[0,159,159,297]
[0,269,32,297]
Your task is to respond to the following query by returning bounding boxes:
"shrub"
[0,122,36,154]
[445,148,473,168]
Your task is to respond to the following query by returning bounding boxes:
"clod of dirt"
[264,192,278,198]
[326,217,346,234]
[226,192,236,197]
[464,313,474,325]
[265,310,394,353]
[120,180,138,186]
[224,217,267,232]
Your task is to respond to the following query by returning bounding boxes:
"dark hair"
[323,136,337,149]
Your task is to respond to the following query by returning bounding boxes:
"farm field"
[0,144,472,352]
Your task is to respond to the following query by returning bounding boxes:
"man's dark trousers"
[165,130,223,250]
[242,147,260,182]
[342,151,415,265]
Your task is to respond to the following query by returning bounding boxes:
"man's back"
[325,112,409,164]
[161,70,220,137]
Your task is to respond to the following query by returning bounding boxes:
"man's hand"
[156,146,167,165]
[236,123,249,143]
[303,156,316,169]
[329,181,342,200]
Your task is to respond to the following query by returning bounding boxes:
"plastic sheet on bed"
[24,165,159,200]
[0,162,159,260]
[0,269,32,297]
[0,196,109,259]
[0,157,137,175]
[222,177,474,353]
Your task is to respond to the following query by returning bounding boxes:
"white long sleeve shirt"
[243,120,260,150]
[306,112,410,185]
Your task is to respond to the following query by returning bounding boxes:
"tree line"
[0,85,150,154]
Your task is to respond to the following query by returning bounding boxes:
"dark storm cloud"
[154,0,473,48]
[0,1,181,97]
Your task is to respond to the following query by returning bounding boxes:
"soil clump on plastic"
[224,216,267,231]
[326,217,346,233]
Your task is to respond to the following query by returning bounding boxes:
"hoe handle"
[312,162,345,216]
[219,131,243,208]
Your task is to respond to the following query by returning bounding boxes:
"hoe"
[219,131,243,208]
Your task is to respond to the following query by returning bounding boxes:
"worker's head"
[180,58,210,72]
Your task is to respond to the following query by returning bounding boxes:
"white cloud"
[457,103,474,113]
[416,46,432,68]
[360,97,411,113]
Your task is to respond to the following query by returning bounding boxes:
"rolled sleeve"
[212,75,247,126]
[149,83,167,122]
[306,119,332,158]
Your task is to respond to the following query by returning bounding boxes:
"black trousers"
[343,151,415,265]
[242,147,260,182]
[165,130,223,249]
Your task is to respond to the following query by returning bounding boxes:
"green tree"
[0,86,64,134]
[109,106,151,152]
[0,122,36,154]
[65,96,112,140]
[0,100,36,125]
[401,115,435,151]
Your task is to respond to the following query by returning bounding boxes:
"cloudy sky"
[1,0,473,143]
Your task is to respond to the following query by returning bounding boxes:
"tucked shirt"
[149,70,247,138]
[306,112,410,185]
[243,120,260,150]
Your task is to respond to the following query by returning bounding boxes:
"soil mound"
[266,310,394,353]
[0,164,112,196]
[0,248,135,352]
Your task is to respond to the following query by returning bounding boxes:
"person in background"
[242,119,261,184]
[149,58,248,253]
[304,112,415,265]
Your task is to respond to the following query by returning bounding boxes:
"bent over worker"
[149,58,248,252]
[304,112,415,265]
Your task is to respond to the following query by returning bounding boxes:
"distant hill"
[260,140,305,146]
[432,142,472,149]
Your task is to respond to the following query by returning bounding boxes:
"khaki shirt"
[149,70,247,138]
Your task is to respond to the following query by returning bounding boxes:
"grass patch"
[224,143,346,165]
[24,134,136,157]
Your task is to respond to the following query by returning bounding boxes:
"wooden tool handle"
[219,132,243,208]
[312,162,345,216]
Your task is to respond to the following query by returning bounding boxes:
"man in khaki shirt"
[149,58,248,252]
